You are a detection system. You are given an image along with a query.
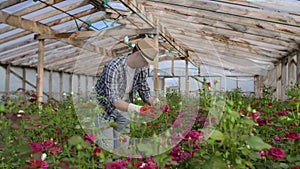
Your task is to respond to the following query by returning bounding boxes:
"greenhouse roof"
[0,0,300,76]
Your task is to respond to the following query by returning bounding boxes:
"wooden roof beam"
[169,30,285,58]
[35,27,157,39]
[118,0,189,60]
[143,0,300,27]
[149,10,296,50]
[0,39,58,61]
[188,53,264,75]
[0,11,116,57]
[0,7,98,52]
[0,0,24,10]
[7,42,68,65]
[143,1,300,43]
[0,0,64,35]
[47,52,97,70]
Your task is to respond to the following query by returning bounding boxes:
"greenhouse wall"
[257,53,299,99]
[0,65,97,102]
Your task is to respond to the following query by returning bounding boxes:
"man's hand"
[148,97,160,106]
[127,103,142,113]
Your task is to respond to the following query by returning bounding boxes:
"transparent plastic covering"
[246,0,300,13]
[149,60,260,77]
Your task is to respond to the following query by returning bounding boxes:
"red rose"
[42,140,53,149]
[285,131,300,140]
[28,142,43,152]
[26,159,48,169]
[84,133,96,144]
[160,104,170,115]
[140,105,153,117]
[291,166,300,169]
[92,147,102,157]
[50,145,61,155]
[267,147,285,160]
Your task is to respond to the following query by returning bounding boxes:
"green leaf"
[203,156,227,169]
[241,118,256,126]
[209,130,225,141]
[19,144,32,153]
[68,135,84,146]
[248,151,262,161]
[244,136,271,150]
[137,143,155,155]
[0,104,5,112]
[278,163,289,169]
[231,110,240,120]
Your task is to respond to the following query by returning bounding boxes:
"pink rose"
[272,135,281,142]
[84,133,96,144]
[50,145,61,155]
[26,159,48,169]
[28,142,43,152]
[278,110,288,116]
[105,159,128,169]
[256,118,266,126]
[257,150,267,157]
[160,104,170,114]
[285,131,300,140]
[268,147,285,160]
[42,140,53,149]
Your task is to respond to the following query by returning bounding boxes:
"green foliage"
[1,85,300,168]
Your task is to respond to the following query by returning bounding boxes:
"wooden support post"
[297,50,300,84]
[59,72,63,101]
[281,58,287,100]
[153,34,160,94]
[86,75,88,99]
[92,76,96,88]
[49,70,53,100]
[162,77,165,92]
[69,74,73,94]
[171,56,174,76]
[288,55,295,85]
[22,67,26,99]
[276,63,282,99]
[78,75,81,98]
[178,77,181,95]
[22,67,26,90]
[36,39,44,103]
[254,75,262,98]
[5,64,10,97]
[185,58,189,97]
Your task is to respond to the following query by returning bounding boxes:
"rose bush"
[0,85,299,168]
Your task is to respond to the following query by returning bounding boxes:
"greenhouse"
[0,0,299,168]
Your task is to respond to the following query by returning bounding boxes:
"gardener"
[94,37,159,151]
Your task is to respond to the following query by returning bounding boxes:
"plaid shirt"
[95,54,151,119]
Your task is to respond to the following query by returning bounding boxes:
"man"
[94,37,158,151]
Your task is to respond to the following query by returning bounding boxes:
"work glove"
[153,98,160,106]
[127,103,142,113]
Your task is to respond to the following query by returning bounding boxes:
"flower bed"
[0,85,299,169]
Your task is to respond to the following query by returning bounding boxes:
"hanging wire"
[96,0,141,29]
[34,0,99,30]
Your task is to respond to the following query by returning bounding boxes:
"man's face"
[132,50,149,68]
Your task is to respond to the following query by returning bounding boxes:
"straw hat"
[136,37,158,63]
